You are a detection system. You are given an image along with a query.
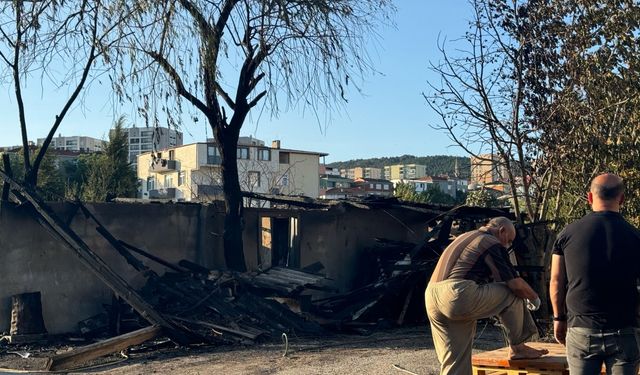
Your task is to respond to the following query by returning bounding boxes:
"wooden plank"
[472,343,567,371]
[47,325,162,371]
[0,170,192,345]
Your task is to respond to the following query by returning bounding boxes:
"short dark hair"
[591,180,624,201]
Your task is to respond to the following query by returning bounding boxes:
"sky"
[1,2,472,163]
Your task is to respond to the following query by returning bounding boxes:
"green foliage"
[394,182,419,202]
[6,148,65,201]
[328,155,470,178]
[465,190,501,209]
[66,117,138,202]
[394,182,461,205]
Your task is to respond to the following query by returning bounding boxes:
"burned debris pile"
[0,168,516,371]
[139,267,329,345]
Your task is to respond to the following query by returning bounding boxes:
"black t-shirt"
[553,211,640,329]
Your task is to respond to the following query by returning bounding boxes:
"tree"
[0,1,139,188]
[66,117,139,202]
[117,0,395,271]
[8,147,64,201]
[425,0,555,224]
[394,182,420,202]
[465,189,500,209]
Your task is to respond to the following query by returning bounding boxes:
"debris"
[0,170,193,345]
[7,352,31,359]
[46,325,162,371]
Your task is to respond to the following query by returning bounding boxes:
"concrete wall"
[0,201,432,333]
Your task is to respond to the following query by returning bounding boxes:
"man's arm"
[550,254,567,345]
[506,277,538,300]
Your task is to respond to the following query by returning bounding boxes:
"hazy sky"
[1,2,472,163]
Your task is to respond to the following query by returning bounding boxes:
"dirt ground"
[0,322,514,374]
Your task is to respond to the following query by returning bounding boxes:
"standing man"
[550,173,640,374]
[426,216,547,375]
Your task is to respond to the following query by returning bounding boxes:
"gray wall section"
[0,201,432,334]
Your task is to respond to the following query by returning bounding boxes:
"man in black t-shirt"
[550,173,640,374]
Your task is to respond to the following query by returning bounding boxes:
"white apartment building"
[384,164,427,180]
[37,135,103,152]
[137,137,327,201]
[113,126,183,166]
[394,176,468,199]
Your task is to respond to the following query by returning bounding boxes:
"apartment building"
[352,177,394,197]
[37,135,103,152]
[470,154,507,185]
[319,174,353,197]
[383,164,427,180]
[339,167,382,180]
[114,126,183,166]
[137,137,327,201]
[398,176,468,199]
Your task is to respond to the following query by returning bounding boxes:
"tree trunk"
[218,127,247,272]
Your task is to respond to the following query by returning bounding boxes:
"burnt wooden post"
[8,292,48,343]
[1,153,12,203]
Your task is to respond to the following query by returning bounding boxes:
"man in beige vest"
[426,217,547,374]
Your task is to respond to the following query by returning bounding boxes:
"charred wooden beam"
[118,240,185,273]
[47,325,162,371]
[1,154,12,204]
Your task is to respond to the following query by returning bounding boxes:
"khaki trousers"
[425,279,538,375]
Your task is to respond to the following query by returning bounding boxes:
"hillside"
[328,155,471,178]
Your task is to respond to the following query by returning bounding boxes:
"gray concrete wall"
[0,201,432,333]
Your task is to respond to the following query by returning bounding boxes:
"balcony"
[149,188,176,199]
[149,158,177,172]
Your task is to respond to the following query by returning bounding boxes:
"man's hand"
[554,320,567,345]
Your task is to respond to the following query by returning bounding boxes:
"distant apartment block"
[320,165,341,176]
[320,177,393,200]
[319,174,353,197]
[137,137,326,202]
[339,167,382,180]
[384,164,427,180]
[470,154,507,185]
[397,176,469,199]
[37,135,103,152]
[113,126,183,166]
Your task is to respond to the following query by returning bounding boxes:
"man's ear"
[587,192,594,205]
[619,193,625,205]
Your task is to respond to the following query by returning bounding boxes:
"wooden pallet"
[472,343,569,375]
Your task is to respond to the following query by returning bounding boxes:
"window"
[178,171,185,186]
[383,184,390,190]
[130,138,140,144]
[279,152,290,164]
[169,150,175,160]
[248,171,261,187]
[237,147,249,160]
[257,149,271,161]
[141,137,153,143]
[141,130,153,137]
[370,183,374,189]
[376,183,382,190]
[147,176,155,191]
[164,175,173,188]
[140,144,152,151]
[207,145,221,164]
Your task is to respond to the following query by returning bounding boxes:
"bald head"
[485,216,516,248]
[589,173,624,211]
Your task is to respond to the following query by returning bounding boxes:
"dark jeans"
[567,326,640,375]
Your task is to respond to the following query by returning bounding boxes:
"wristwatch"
[552,315,567,321]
